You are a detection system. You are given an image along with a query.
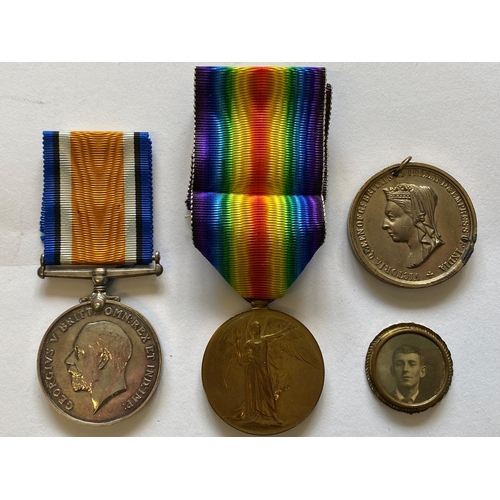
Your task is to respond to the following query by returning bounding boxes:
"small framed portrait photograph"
[365,323,453,413]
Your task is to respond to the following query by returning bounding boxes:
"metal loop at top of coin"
[202,308,324,435]
[365,322,453,414]
[38,300,161,425]
[348,159,477,288]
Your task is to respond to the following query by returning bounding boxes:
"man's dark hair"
[392,344,425,366]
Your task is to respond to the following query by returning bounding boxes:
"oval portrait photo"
[366,323,453,413]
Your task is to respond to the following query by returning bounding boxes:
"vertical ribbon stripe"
[41,131,153,265]
[190,67,331,300]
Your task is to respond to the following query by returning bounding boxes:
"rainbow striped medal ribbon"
[189,67,331,435]
[37,131,162,426]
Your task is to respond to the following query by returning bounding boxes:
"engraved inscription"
[44,348,74,410]
[145,345,156,360]
[406,167,443,184]
[374,258,420,281]
[361,173,394,203]
[57,306,95,335]
[103,306,151,343]
[65,321,132,414]
[382,184,444,268]
[355,204,375,260]
[438,179,470,234]
[123,364,156,409]
[438,247,464,272]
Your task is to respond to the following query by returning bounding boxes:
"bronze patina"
[202,305,324,435]
[348,158,477,288]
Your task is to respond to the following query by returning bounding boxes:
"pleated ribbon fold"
[188,66,331,300]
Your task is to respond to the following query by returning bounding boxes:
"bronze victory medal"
[365,323,453,414]
[38,300,161,425]
[348,159,477,288]
[202,307,324,435]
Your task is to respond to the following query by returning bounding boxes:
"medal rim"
[201,307,325,436]
[348,161,477,288]
[37,299,162,427]
[365,322,453,414]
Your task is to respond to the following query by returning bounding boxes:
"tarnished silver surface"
[38,251,163,280]
[38,299,161,425]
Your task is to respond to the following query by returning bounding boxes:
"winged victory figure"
[216,314,322,427]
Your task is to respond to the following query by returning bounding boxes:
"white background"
[0,62,498,438]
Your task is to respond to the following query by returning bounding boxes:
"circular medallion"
[202,308,324,435]
[38,300,161,425]
[365,323,453,413]
[348,160,477,287]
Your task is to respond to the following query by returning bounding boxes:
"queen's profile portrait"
[382,183,444,268]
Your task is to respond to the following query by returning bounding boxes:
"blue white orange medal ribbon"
[37,131,162,425]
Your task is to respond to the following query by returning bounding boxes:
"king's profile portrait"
[65,321,132,413]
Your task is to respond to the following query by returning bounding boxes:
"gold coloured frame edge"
[365,322,453,414]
